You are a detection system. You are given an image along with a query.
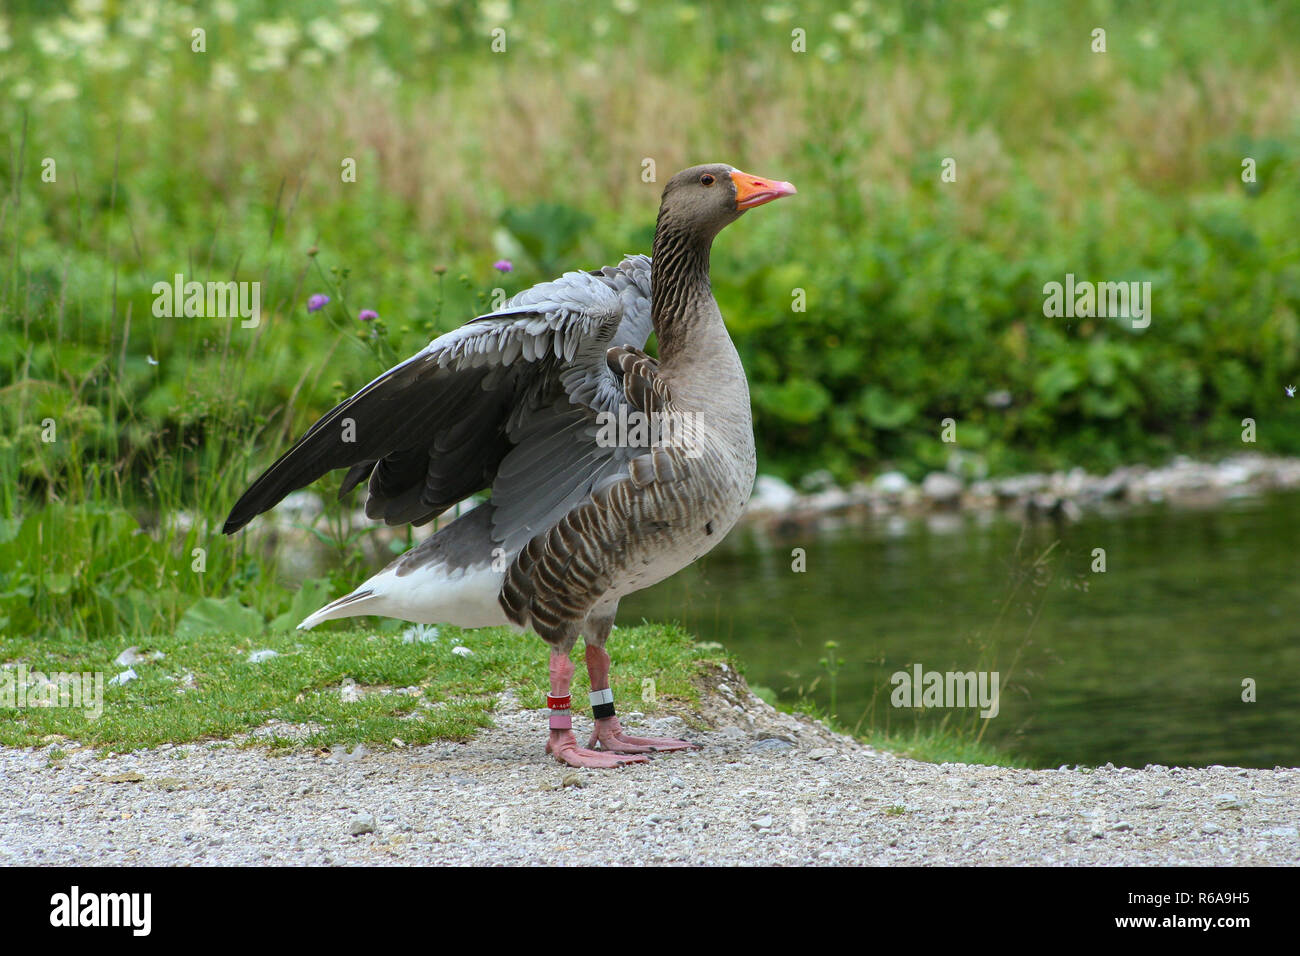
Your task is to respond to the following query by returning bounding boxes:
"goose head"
[657,163,797,243]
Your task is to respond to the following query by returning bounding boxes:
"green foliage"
[174,597,264,639]
[501,202,595,276]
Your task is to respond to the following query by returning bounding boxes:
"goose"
[223,164,796,768]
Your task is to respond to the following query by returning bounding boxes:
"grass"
[2,616,1021,767]
[0,621,712,751]
[863,728,1027,768]
[748,675,1022,767]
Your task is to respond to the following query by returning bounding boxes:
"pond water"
[620,491,1300,769]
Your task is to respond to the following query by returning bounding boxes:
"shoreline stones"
[743,454,1300,532]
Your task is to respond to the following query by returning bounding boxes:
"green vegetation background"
[1,0,1298,642]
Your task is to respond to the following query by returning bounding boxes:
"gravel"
[3,663,1297,866]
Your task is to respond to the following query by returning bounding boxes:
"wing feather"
[222,255,653,536]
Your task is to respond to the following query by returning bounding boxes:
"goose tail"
[298,588,380,630]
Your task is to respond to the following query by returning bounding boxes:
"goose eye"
[700,173,715,186]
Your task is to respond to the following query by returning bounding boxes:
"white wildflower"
[42,81,79,103]
[121,16,152,40]
[341,11,381,37]
[85,45,130,71]
[308,18,349,53]
[34,29,68,58]
[210,61,238,90]
[253,18,300,51]
[60,15,107,46]
[125,97,154,123]
[480,0,512,23]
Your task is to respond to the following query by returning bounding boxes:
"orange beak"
[731,169,797,210]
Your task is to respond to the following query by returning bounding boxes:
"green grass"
[0,621,712,751]
[863,728,1028,768]
[747,674,1022,766]
[2,618,1021,767]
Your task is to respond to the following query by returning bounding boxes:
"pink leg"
[544,650,647,768]
[584,645,697,754]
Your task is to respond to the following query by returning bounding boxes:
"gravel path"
[3,663,1297,866]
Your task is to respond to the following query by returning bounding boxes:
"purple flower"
[307,293,330,313]
[358,309,379,322]
[493,259,513,273]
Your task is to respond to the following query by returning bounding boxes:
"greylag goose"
[223,164,796,767]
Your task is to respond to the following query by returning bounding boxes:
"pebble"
[921,472,963,505]
[872,471,912,496]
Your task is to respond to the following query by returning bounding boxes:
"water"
[620,491,1300,769]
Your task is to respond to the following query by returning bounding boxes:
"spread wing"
[222,255,654,537]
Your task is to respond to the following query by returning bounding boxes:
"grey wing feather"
[485,260,657,553]
[222,255,654,537]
